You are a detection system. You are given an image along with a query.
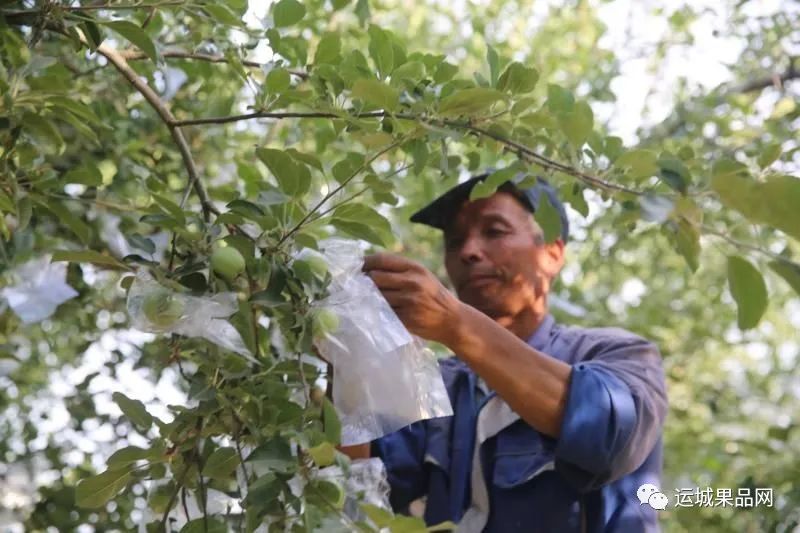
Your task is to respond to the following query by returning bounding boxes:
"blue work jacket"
[372,315,668,532]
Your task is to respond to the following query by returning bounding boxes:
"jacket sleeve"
[371,420,429,511]
[553,334,667,492]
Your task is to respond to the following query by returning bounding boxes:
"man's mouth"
[463,274,500,288]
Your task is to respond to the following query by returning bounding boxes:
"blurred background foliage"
[1,0,799,531]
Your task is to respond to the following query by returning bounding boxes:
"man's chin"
[459,291,509,317]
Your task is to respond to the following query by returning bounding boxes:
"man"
[342,173,668,532]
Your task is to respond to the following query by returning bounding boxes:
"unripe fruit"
[305,255,328,279]
[312,308,340,339]
[142,290,184,328]
[211,246,245,281]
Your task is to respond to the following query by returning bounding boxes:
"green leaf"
[712,174,800,242]
[47,96,101,125]
[614,149,659,178]
[52,250,131,271]
[39,200,91,244]
[352,78,399,111]
[308,479,346,509]
[368,25,395,77]
[203,4,243,26]
[16,196,32,232]
[332,203,393,246]
[107,446,151,468]
[23,113,65,155]
[151,193,187,225]
[711,158,749,180]
[322,397,342,445]
[486,44,500,86]
[315,32,341,65]
[768,259,800,297]
[257,147,311,196]
[361,503,393,527]
[468,167,517,201]
[559,101,593,147]
[75,466,132,508]
[535,192,563,244]
[180,517,228,533]
[246,438,295,473]
[266,67,291,93]
[112,392,153,430]
[757,143,782,169]
[392,61,426,85]
[104,21,158,63]
[497,62,539,94]
[433,61,458,83]
[389,515,428,532]
[546,84,574,113]
[439,87,506,117]
[657,155,690,193]
[673,219,700,272]
[60,163,101,187]
[428,522,459,532]
[308,442,336,467]
[727,256,768,330]
[202,447,240,480]
[273,0,306,27]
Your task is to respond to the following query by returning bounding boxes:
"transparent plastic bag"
[126,271,258,364]
[0,254,78,324]
[317,457,392,522]
[311,239,453,445]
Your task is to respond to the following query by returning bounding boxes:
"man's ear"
[543,238,565,279]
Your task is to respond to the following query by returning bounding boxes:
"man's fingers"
[365,270,409,290]
[377,288,409,307]
[363,252,417,273]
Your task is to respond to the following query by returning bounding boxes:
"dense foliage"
[1,0,799,531]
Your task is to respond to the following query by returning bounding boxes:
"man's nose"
[459,235,483,264]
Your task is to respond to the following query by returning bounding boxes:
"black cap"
[409,172,570,242]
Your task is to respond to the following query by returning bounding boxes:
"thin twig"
[308,163,411,224]
[276,140,404,247]
[4,1,185,14]
[701,224,794,264]
[120,50,308,79]
[173,110,389,127]
[175,109,642,196]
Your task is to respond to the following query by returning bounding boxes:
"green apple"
[142,290,184,328]
[306,254,328,279]
[312,308,340,339]
[211,246,246,281]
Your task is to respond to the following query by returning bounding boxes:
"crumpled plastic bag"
[311,238,453,445]
[0,254,78,324]
[126,271,257,364]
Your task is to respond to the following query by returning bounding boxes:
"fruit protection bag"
[0,255,78,324]
[311,239,453,445]
[126,271,257,363]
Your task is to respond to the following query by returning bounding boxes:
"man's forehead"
[445,193,531,232]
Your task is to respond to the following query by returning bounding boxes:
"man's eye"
[486,228,506,237]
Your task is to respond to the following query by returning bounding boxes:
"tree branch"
[643,58,799,143]
[119,50,309,79]
[176,109,644,196]
[94,42,218,219]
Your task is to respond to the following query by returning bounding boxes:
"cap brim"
[409,173,534,230]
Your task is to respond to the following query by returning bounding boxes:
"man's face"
[443,192,565,319]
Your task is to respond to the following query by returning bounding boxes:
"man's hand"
[363,253,462,345]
